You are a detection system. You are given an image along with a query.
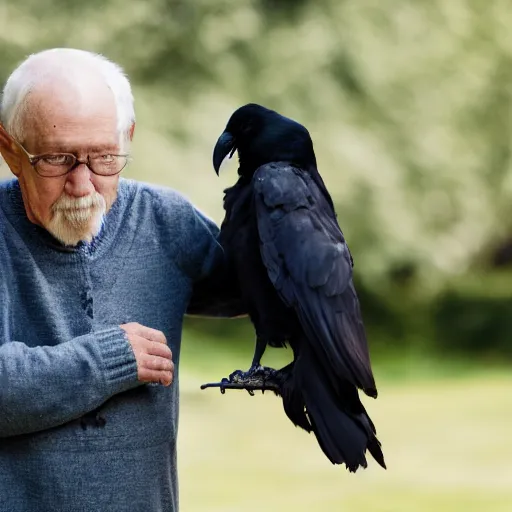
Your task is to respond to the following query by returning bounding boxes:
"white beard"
[47,192,107,246]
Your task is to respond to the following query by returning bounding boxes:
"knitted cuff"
[96,326,139,393]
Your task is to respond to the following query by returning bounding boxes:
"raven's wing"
[253,162,377,397]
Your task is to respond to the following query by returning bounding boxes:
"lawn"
[178,358,512,512]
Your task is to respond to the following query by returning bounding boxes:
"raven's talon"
[228,369,244,381]
[200,364,287,395]
[220,377,229,394]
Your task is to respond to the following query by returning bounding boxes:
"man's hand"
[120,323,174,386]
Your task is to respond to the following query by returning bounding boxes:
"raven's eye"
[241,123,253,134]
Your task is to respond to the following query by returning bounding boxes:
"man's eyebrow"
[34,143,120,154]
[88,145,120,153]
[31,143,67,154]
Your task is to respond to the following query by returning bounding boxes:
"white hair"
[0,48,135,148]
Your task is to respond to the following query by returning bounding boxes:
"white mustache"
[52,193,105,212]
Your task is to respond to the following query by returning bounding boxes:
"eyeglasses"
[15,139,131,178]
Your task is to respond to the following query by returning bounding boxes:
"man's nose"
[64,163,95,198]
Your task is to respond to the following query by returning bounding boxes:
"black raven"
[202,103,386,472]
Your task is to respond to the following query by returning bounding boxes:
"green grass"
[177,350,512,512]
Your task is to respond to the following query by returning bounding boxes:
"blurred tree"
[1,0,511,355]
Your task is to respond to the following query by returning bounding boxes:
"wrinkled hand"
[121,322,174,386]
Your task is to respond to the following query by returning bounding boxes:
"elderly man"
[0,48,241,511]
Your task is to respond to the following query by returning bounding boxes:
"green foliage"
[432,272,512,356]
[1,0,511,356]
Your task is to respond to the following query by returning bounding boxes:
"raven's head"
[213,103,317,177]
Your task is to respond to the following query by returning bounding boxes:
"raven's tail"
[283,346,386,472]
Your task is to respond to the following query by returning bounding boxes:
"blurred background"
[1,1,511,510]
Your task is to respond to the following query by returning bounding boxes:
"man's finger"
[121,323,167,345]
[143,355,174,372]
[146,340,172,359]
[139,369,174,387]
[138,325,168,346]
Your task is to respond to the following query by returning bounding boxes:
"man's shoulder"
[124,179,194,212]
[123,179,212,235]
[0,179,17,221]
[0,178,16,194]
[0,179,16,247]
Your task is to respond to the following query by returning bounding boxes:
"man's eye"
[100,154,116,163]
[42,155,72,166]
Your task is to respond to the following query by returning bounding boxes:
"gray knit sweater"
[0,178,231,512]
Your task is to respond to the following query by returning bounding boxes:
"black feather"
[213,103,385,471]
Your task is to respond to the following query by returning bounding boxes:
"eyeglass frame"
[12,135,131,178]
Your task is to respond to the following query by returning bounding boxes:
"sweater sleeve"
[0,326,139,437]
[184,205,247,318]
[149,185,247,317]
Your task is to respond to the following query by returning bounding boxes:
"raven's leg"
[224,335,267,379]
[251,336,268,367]
[223,336,271,388]
[200,336,284,395]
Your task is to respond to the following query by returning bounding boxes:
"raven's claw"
[200,365,283,395]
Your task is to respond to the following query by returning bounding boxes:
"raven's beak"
[213,131,236,175]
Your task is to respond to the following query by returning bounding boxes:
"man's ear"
[0,123,23,176]
[129,122,135,142]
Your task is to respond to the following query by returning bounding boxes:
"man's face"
[12,79,125,246]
